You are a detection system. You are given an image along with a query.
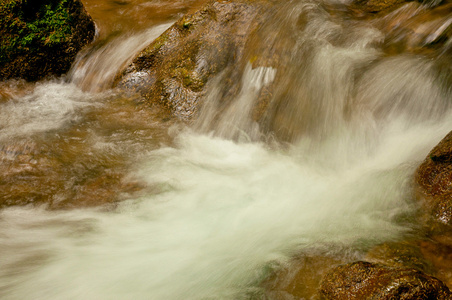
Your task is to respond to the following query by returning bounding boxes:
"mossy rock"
[115,0,275,120]
[0,0,95,81]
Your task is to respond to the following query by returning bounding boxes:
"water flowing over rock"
[320,261,451,299]
[365,241,435,274]
[115,0,274,119]
[350,0,410,14]
[1,0,452,298]
[0,0,95,81]
[375,2,452,55]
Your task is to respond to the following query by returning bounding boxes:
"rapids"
[1,0,452,299]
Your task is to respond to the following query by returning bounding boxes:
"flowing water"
[1,0,452,299]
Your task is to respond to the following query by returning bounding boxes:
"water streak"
[1,0,452,298]
[69,23,172,92]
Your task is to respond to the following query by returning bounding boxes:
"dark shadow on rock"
[0,0,96,81]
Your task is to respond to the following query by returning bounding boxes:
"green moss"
[173,67,204,91]
[150,33,168,52]
[0,0,73,64]
[139,32,169,60]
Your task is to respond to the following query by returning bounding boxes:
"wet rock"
[320,261,451,299]
[415,130,452,234]
[0,139,65,207]
[263,254,345,299]
[0,95,173,209]
[377,2,452,55]
[0,0,96,81]
[115,0,274,119]
[349,0,410,14]
[365,241,434,274]
[420,239,452,289]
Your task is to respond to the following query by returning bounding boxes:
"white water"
[1,94,452,299]
[0,126,444,299]
[0,82,96,140]
[68,23,172,92]
[1,0,452,299]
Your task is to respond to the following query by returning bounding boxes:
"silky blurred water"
[0,0,451,299]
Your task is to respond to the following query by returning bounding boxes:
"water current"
[1,0,452,299]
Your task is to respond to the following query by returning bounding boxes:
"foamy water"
[1,116,451,298]
[0,82,96,140]
[1,0,452,298]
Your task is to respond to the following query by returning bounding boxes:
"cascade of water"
[68,23,172,92]
[0,0,451,299]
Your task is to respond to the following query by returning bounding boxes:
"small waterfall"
[68,23,172,92]
[194,0,452,143]
[0,0,452,299]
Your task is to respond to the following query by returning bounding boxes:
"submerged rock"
[420,239,452,289]
[320,261,451,299]
[365,241,435,274]
[349,0,410,14]
[0,0,96,81]
[377,2,452,55]
[415,130,452,235]
[263,254,345,299]
[115,0,274,119]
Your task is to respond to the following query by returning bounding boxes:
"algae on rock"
[0,0,95,81]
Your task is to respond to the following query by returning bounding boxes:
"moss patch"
[1,0,72,63]
[0,0,95,81]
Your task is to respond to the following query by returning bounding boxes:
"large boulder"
[0,0,95,81]
[320,261,451,299]
[114,0,274,120]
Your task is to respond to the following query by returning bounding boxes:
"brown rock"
[349,0,410,14]
[415,131,452,234]
[0,139,65,207]
[378,2,452,55]
[0,95,174,209]
[420,239,452,289]
[263,254,345,300]
[115,0,274,120]
[366,241,434,274]
[320,261,451,299]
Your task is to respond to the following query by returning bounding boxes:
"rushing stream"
[1,0,452,299]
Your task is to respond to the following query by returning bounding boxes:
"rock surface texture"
[416,130,452,235]
[115,0,273,120]
[0,0,95,81]
[320,261,451,299]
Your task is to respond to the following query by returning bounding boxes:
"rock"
[0,139,65,207]
[378,2,452,55]
[0,0,96,81]
[420,239,452,289]
[115,0,274,120]
[349,0,410,14]
[0,96,173,209]
[351,0,405,13]
[320,261,451,299]
[365,241,434,274]
[415,130,452,234]
[263,254,345,299]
